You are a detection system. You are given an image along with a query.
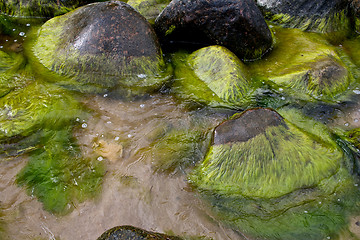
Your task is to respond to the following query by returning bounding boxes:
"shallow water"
[2,14,360,240]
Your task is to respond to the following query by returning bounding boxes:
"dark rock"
[154,0,273,61]
[213,108,286,145]
[97,226,183,240]
[31,1,172,96]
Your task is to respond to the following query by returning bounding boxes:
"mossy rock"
[248,27,353,102]
[0,0,101,18]
[0,81,85,156]
[172,46,255,110]
[127,0,170,25]
[154,0,273,61]
[97,225,183,240]
[31,1,172,97]
[255,0,351,39]
[189,108,360,240]
[16,128,105,214]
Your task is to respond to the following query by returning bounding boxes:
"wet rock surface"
[97,225,183,240]
[32,0,171,96]
[213,108,285,145]
[154,0,273,60]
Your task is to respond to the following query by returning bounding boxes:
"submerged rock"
[255,0,351,37]
[0,82,84,156]
[127,0,171,25]
[31,1,172,97]
[248,27,352,102]
[97,225,183,240]
[172,46,255,109]
[154,0,273,61]
[16,128,105,214]
[190,108,360,240]
[0,0,97,17]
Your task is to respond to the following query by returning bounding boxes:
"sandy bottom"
[1,93,360,240]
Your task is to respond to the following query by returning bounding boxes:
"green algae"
[0,0,80,18]
[0,81,87,157]
[30,4,173,97]
[172,46,256,110]
[189,109,360,239]
[248,26,353,102]
[16,128,105,214]
[127,0,170,25]
[264,9,351,41]
[150,128,211,173]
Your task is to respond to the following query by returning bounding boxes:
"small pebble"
[82,123,88,128]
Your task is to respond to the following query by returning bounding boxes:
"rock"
[97,225,183,240]
[0,0,96,17]
[190,107,360,240]
[255,0,351,37]
[0,82,85,156]
[154,0,273,61]
[172,46,255,109]
[127,0,171,24]
[248,27,352,102]
[31,1,172,97]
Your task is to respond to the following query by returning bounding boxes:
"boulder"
[190,108,360,240]
[154,0,273,61]
[172,46,254,109]
[31,1,172,97]
[248,27,352,102]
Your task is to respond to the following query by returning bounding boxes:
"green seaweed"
[248,26,353,102]
[0,81,87,156]
[172,46,256,110]
[189,109,360,239]
[264,9,351,42]
[150,128,211,173]
[127,0,170,25]
[0,0,81,17]
[16,128,105,214]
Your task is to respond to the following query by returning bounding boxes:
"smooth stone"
[127,0,171,24]
[31,1,172,96]
[154,0,273,61]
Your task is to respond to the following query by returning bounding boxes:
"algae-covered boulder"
[255,0,351,36]
[248,27,352,102]
[0,0,98,17]
[172,46,255,109]
[190,108,360,240]
[31,1,172,97]
[154,0,273,61]
[127,0,170,25]
[97,225,183,240]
